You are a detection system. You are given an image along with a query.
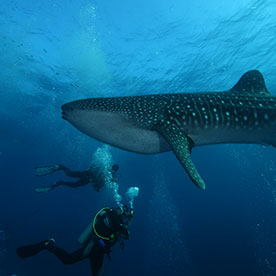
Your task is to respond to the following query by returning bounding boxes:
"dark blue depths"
[1,0,276,275]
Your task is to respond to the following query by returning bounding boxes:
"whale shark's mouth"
[61,111,67,120]
[62,103,74,120]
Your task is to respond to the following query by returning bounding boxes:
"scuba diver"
[16,205,134,276]
[34,163,119,193]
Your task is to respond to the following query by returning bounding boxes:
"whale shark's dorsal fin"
[156,122,206,190]
[230,70,270,95]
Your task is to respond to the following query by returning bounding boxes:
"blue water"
[1,0,276,275]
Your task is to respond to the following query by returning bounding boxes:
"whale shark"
[61,70,276,190]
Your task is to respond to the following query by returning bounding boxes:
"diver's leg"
[58,165,84,178]
[35,180,85,193]
[89,243,105,276]
[46,244,85,265]
[17,239,86,264]
[54,180,86,188]
[35,165,84,178]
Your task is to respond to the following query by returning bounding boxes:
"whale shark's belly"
[63,109,171,154]
[189,126,274,146]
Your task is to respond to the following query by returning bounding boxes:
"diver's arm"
[126,209,135,226]
[119,209,135,239]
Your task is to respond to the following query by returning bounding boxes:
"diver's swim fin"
[34,186,53,193]
[17,241,47,258]
[35,165,60,176]
[17,239,55,259]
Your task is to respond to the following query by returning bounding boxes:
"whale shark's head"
[62,97,170,154]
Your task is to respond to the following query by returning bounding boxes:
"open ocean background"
[1,0,276,275]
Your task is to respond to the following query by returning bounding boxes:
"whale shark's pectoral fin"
[156,122,206,190]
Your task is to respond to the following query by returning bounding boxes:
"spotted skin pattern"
[62,70,276,190]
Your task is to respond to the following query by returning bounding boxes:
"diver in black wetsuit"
[34,163,119,193]
[16,205,134,276]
